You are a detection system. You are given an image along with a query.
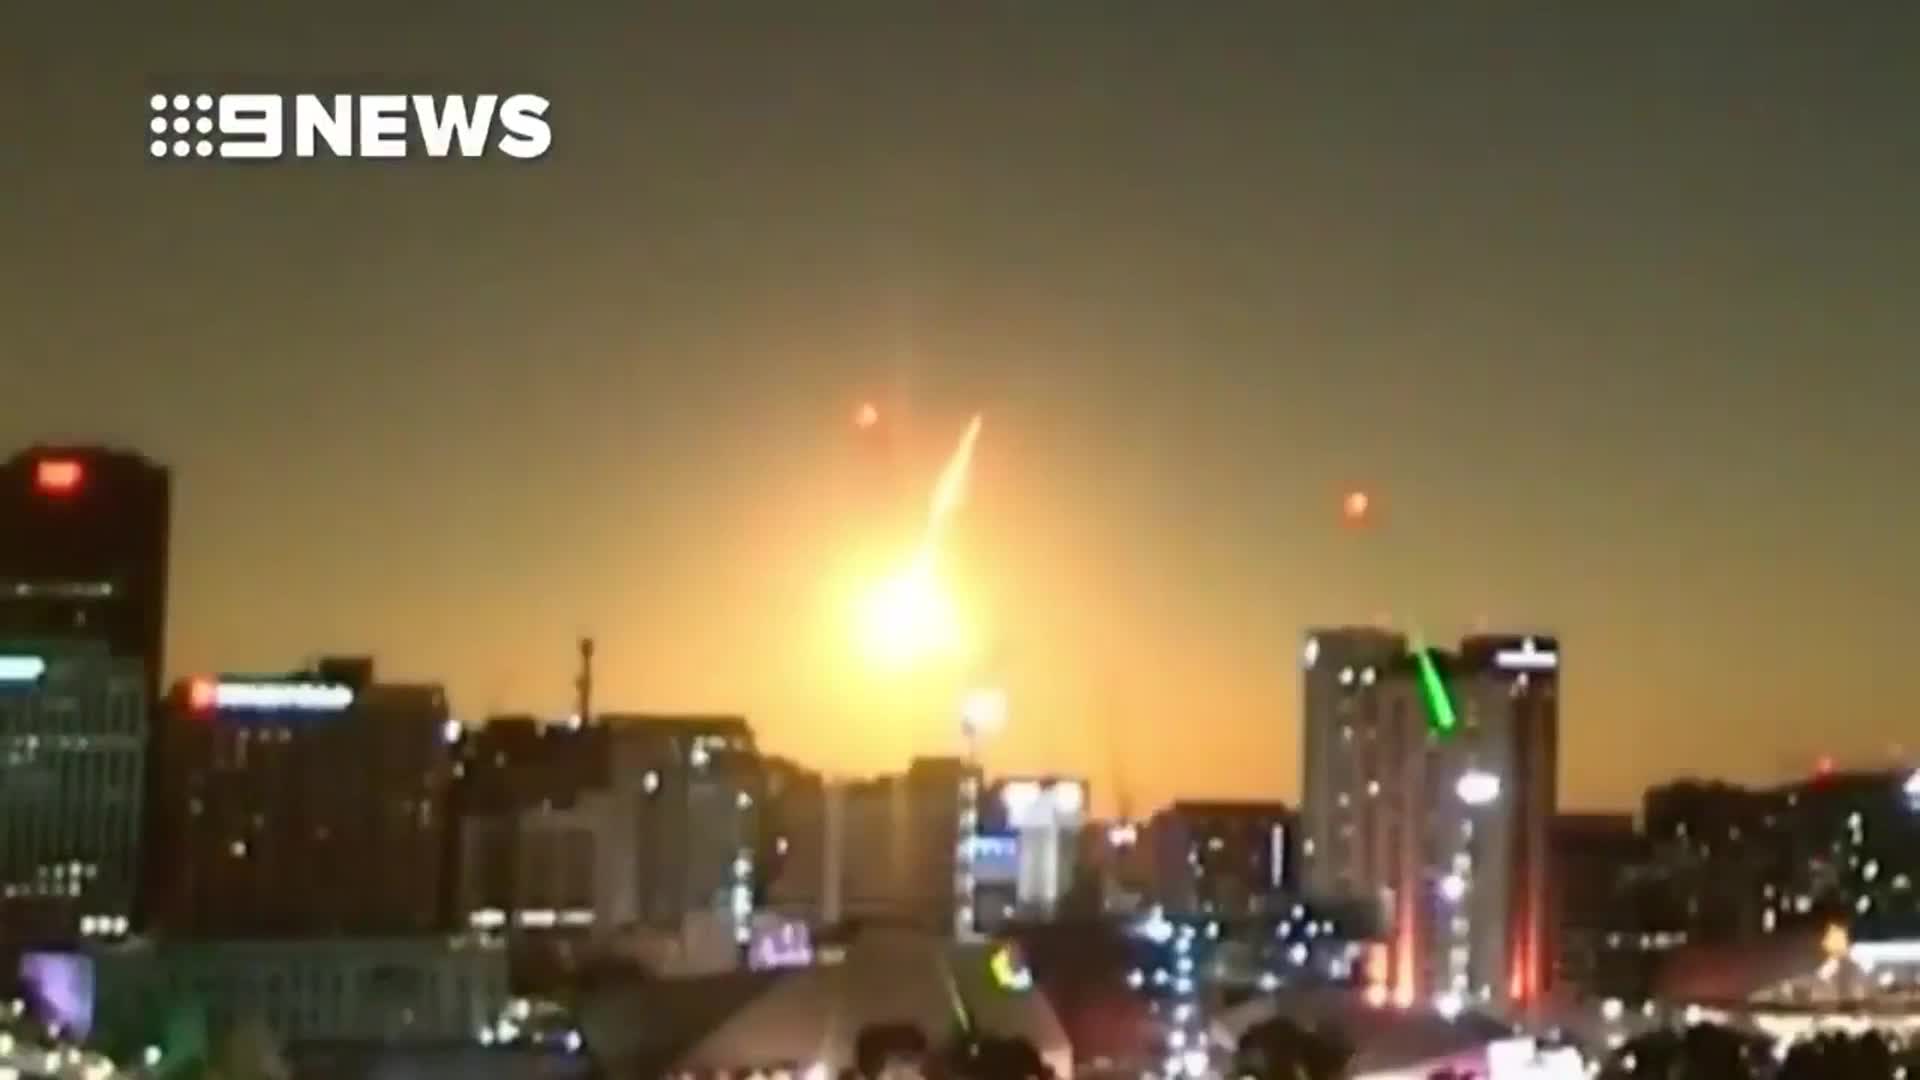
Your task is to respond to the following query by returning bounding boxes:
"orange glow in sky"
[851,414,986,676]
[28,9,1915,817]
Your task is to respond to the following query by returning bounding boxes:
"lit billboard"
[19,952,95,1038]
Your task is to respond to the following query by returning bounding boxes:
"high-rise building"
[451,713,766,973]
[598,713,764,950]
[761,755,827,924]
[1298,626,1409,902]
[1298,629,1560,1012]
[452,714,610,936]
[155,657,455,937]
[0,641,148,945]
[1763,768,1920,937]
[770,757,975,933]
[1454,634,1559,1007]
[1146,800,1296,918]
[0,447,171,696]
[982,776,1089,920]
[1639,778,1779,941]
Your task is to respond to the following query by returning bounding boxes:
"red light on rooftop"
[35,459,84,495]
[187,678,217,712]
[1816,755,1836,777]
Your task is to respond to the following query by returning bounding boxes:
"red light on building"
[187,677,217,712]
[1816,756,1836,778]
[35,459,84,495]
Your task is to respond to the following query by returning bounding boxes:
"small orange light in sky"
[1342,490,1372,525]
[855,402,880,430]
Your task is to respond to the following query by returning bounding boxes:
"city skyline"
[7,6,1919,812]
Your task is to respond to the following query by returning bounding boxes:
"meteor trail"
[857,414,985,671]
[915,414,983,572]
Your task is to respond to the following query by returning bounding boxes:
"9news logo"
[147,92,551,161]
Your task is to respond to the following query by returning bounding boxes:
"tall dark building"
[1642,768,1920,942]
[1147,800,1297,918]
[1549,813,1657,998]
[449,712,767,972]
[1641,779,1783,941]
[156,657,455,938]
[0,446,172,694]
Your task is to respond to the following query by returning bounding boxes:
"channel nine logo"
[146,91,551,162]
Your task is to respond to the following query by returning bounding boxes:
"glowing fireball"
[856,563,961,669]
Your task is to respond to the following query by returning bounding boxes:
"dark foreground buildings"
[1147,800,1297,918]
[1641,767,1920,942]
[154,656,455,937]
[452,712,767,974]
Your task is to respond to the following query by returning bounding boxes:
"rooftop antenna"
[1106,669,1132,825]
[575,637,594,727]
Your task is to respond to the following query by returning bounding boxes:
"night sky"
[5,5,1917,812]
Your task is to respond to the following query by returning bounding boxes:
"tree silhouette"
[1597,1024,1767,1080]
[855,1021,931,1080]
[948,1033,1052,1080]
[1233,1015,1352,1080]
[1779,1031,1896,1080]
[1896,1038,1920,1080]
[200,1015,292,1080]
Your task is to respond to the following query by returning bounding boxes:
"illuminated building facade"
[1298,626,1410,902]
[0,447,171,698]
[156,657,454,937]
[984,777,1088,919]
[1147,800,1296,917]
[1454,634,1559,1009]
[1298,629,1559,1011]
[0,642,148,945]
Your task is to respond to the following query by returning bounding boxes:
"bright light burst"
[852,414,984,674]
[856,560,961,670]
